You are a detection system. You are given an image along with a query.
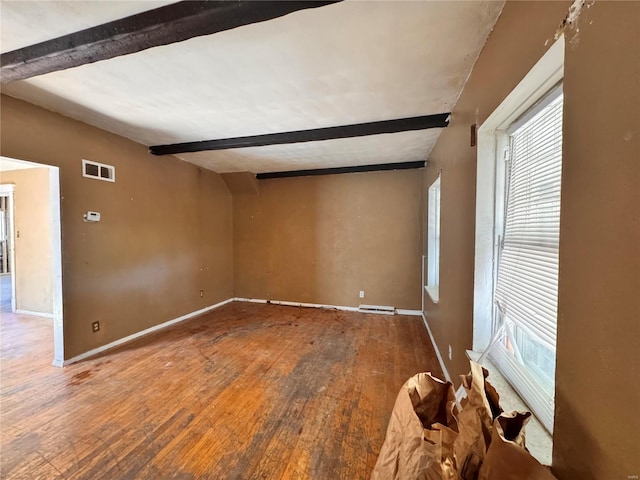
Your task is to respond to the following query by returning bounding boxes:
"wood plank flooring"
[1,302,441,479]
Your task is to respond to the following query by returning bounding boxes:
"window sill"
[466,350,552,466]
[425,285,439,304]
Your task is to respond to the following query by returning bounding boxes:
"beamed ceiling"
[1,1,504,174]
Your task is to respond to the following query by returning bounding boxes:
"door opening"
[0,156,64,366]
[0,187,16,314]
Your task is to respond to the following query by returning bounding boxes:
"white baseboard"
[234,297,359,312]
[421,313,453,384]
[62,298,234,366]
[234,297,420,316]
[233,297,268,304]
[16,309,53,319]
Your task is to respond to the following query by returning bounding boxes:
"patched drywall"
[0,167,53,315]
[0,94,234,360]
[233,169,423,310]
[557,0,595,47]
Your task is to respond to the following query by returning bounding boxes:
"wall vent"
[82,159,115,182]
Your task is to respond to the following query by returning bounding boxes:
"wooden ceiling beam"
[256,161,426,180]
[1,1,341,84]
[149,113,451,155]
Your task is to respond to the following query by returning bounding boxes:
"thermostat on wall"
[83,211,101,222]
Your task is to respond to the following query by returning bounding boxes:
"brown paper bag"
[453,361,502,480]
[373,362,552,479]
[371,372,459,480]
[478,412,557,480]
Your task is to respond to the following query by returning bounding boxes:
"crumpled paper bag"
[453,361,503,479]
[372,361,557,480]
[478,412,557,479]
[371,372,459,480]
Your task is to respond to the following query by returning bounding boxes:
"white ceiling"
[1,1,504,174]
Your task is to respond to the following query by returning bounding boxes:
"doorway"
[0,156,64,366]
[0,188,15,314]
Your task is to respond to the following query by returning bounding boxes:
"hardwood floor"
[1,302,441,479]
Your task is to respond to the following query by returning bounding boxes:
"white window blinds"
[495,92,563,353]
[490,89,563,433]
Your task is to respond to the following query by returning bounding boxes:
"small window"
[82,159,115,182]
[426,175,441,303]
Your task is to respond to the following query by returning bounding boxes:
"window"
[493,88,563,431]
[473,36,564,434]
[426,175,441,303]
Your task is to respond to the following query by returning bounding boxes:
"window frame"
[426,175,441,303]
[473,36,564,433]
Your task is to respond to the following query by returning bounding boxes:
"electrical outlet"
[448,345,453,361]
[359,291,365,298]
[92,321,100,333]
[200,290,204,298]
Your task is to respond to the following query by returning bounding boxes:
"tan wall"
[234,169,423,310]
[554,3,639,478]
[422,1,639,478]
[1,168,53,314]
[0,95,234,359]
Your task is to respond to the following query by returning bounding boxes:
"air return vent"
[82,159,115,182]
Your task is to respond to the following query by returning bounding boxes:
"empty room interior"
[0,1,638,479]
